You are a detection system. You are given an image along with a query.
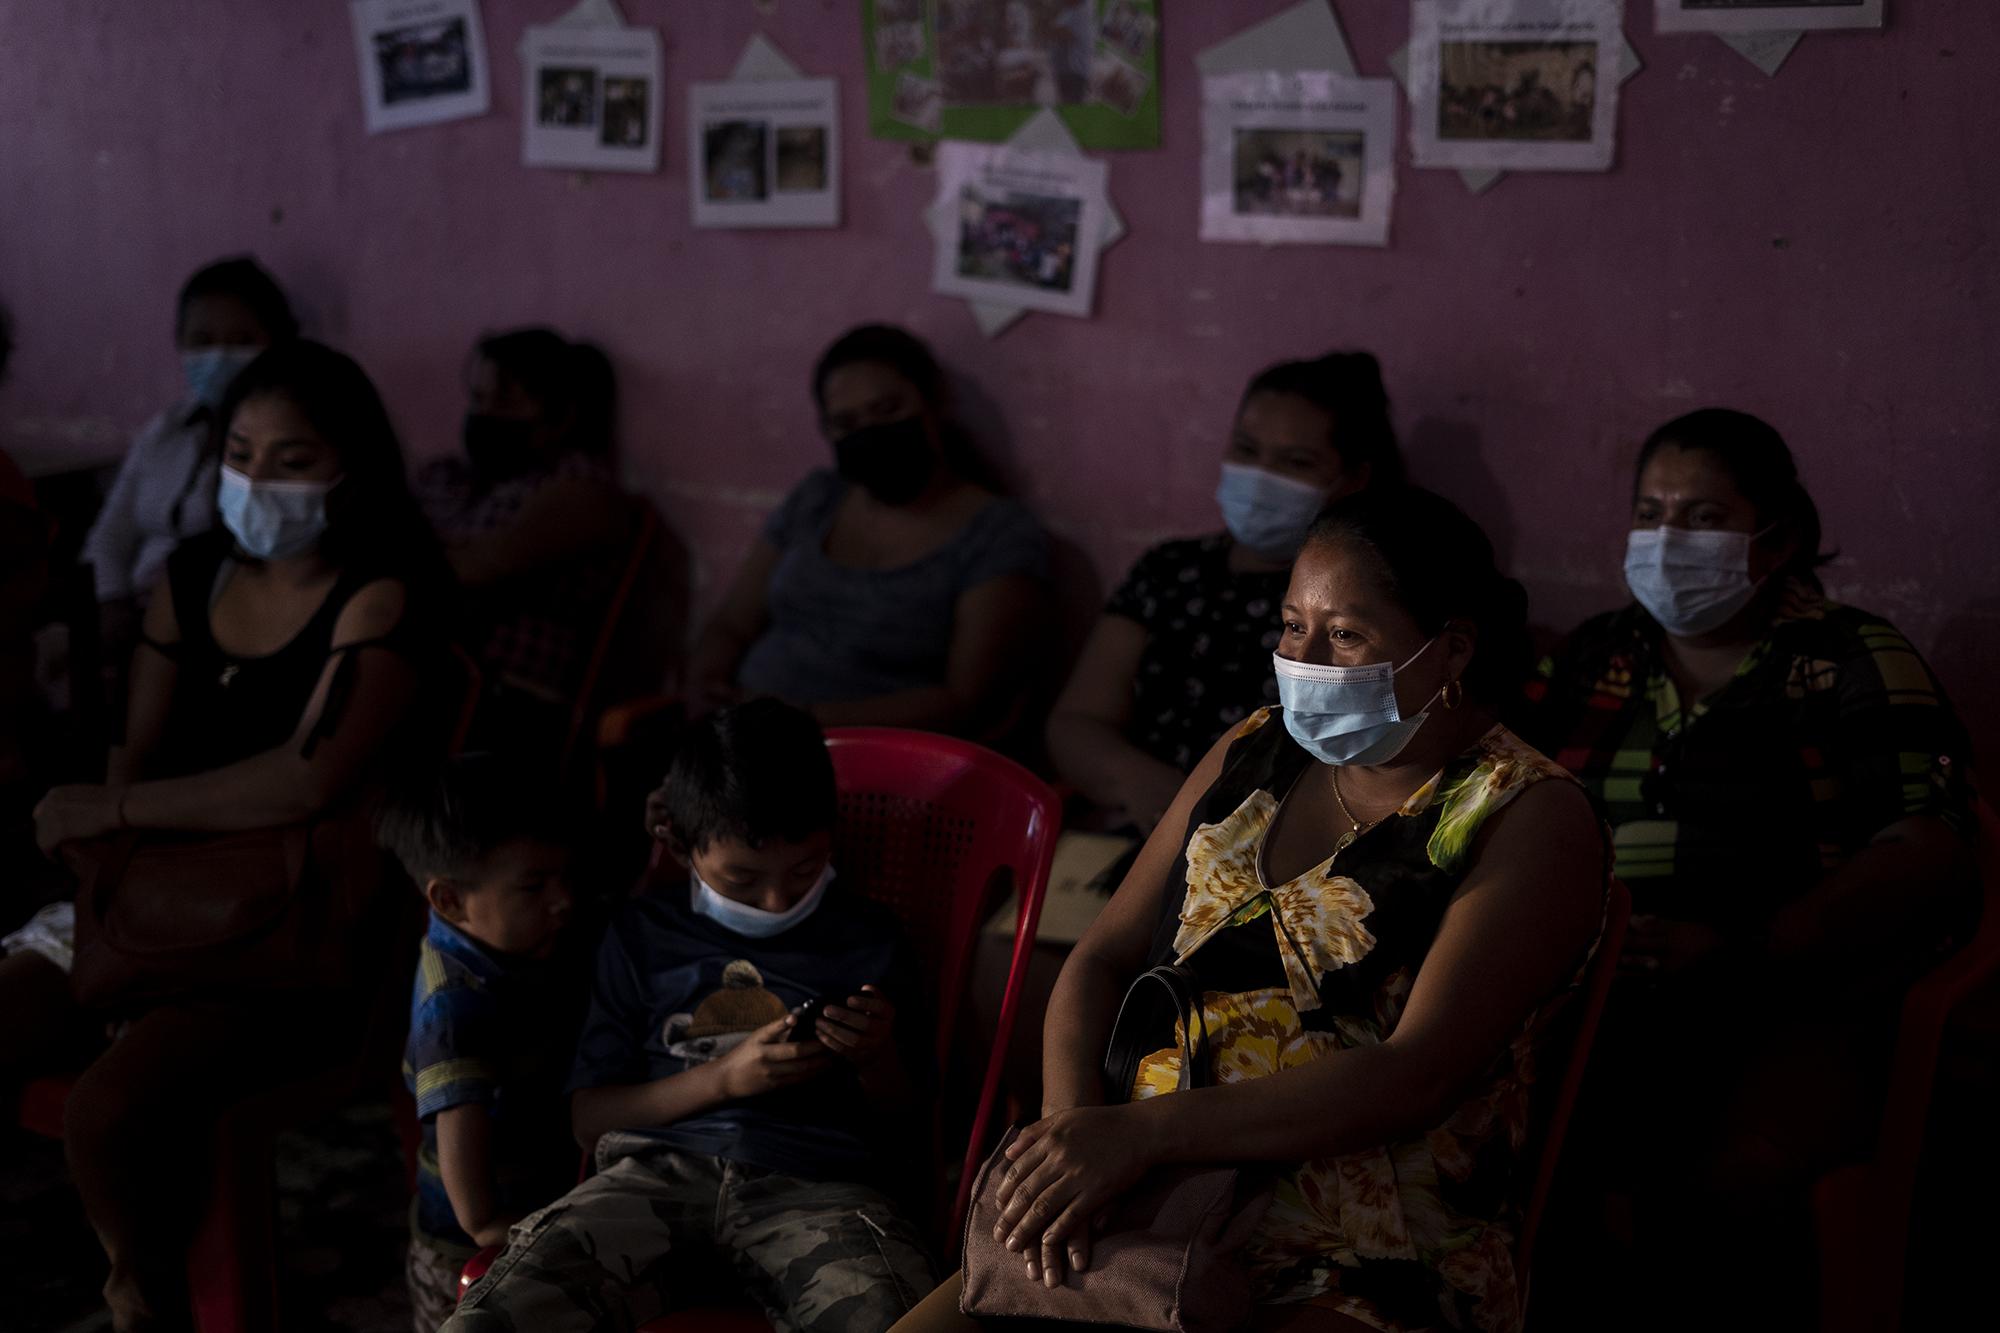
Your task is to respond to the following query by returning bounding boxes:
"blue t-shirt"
[568,881,921,1181]
[403,913,584,1246]
[736,468,1049,705]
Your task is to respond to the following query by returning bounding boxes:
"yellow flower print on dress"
[1172,792,1378,1012]
[1139,718,1593,1331]
[1129,987,1311,1098]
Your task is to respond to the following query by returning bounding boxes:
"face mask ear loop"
[1391,636,1452,725]
[1395,635,1439,674]
[1745,519,1789,595]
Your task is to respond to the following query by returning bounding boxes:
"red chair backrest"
[823,727,1060,1069]
[1515,877,1631,1286]
[824,727,1061,1243]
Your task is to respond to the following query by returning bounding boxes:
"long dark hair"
[1240,351,1405,489]
[216,340,446,591]
[470,326,616,457]
[1635,408,1830,588]
[1304,486,1531,710]
[176,256,297,342]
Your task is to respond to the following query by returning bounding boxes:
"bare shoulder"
[1465,776,1604,925]
[331,577,410,646]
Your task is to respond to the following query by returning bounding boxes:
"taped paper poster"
[1656,0,1881,35]
[351,0,490,134]
[1409,0,1625,173]
[930,141,1110,319]
[923,110,1126,337]
[1200,72,1397,247]
[689,78,841,228]
[520,16,663,172]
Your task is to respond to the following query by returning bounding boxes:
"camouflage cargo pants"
[441,1141,936,1333]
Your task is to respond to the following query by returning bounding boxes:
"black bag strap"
[1101,962,1211,1104]
[1101,879,1344,1105]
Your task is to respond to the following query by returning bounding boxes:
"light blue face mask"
[180,345,262,410]
[216,466,336,561]
[1272,637,1444,767]
[1215,462,1330,560]
[691,864,834,939]
[1623,525,1768,638]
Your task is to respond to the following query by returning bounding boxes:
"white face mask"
[691,864,834,939]
[216,466,336,561]
[1271,638,1444,768]
[1623,526,1765,637]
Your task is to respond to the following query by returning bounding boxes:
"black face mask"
[462,413,542,482]
[834,416,936,507]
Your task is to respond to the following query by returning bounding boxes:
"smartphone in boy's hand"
[790,996,829,1042]
[810,985,897,1066]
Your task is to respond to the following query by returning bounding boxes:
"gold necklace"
[1328,766,1381,858]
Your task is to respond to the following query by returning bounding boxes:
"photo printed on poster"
[930,141,1110,318]
[1409,0,1625,173]
[689,77,841,228]
[1201,71,1396,247]
[350,0,491,133]
[520,18,662,172]
[867,0,1160,149]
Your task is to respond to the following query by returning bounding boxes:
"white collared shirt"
[82,400,218,601]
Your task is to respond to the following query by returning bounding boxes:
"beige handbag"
[959,965,1273,1331]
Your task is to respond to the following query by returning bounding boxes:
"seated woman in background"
[83,256,297,645]
[417,327,631,753]
[1,340,445,1333]
[896,487,1606,1333]
[690,324,1048,734]
[1047,352,1402,833]
[1526,408,1975,1330]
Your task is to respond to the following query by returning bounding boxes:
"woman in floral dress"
[895,487,1606,1333]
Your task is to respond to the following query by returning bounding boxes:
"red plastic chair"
[1516,878,1631,1308]
[461,727,1061,1328]
[1813,796,2000,1333]
[822,727,1061,1237]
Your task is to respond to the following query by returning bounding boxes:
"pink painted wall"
[3,2,1997,755]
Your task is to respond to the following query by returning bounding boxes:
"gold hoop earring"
[1440,679,1465,712]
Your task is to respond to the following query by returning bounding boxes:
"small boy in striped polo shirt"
[379,754,587,1333]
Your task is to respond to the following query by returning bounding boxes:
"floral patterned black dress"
[1130,709,1602,1332]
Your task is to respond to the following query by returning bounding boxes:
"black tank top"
[146,531,424,778]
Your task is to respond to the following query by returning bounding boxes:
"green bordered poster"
[867,0,1160,149]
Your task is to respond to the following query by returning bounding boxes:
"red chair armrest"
[459,1245,502,1302]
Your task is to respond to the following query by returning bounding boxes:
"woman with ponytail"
[1047,351,1403,834]
[1528,408,1975,1328]
[417,327,635,751]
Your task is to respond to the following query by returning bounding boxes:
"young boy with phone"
[445,699,935,1333]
